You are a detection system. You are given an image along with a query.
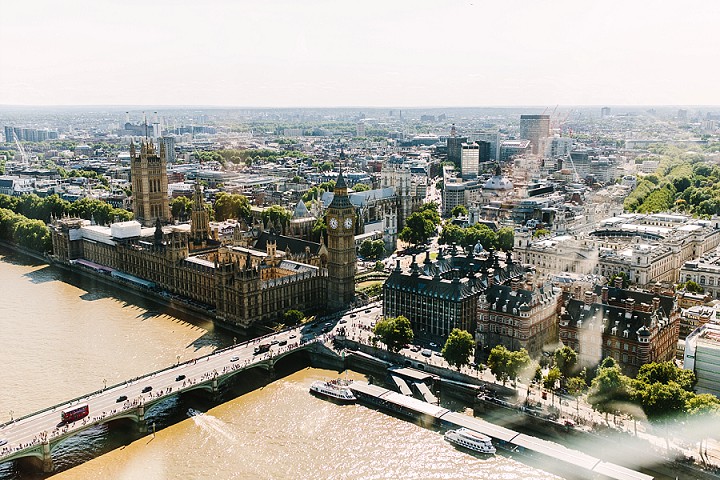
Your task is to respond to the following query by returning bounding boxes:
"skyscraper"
[461,143,480,179]
[519,114,550,155]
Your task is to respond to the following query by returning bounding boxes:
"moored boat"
[444,428,496,454]
[187,408,204,417]
[309,379,356,404]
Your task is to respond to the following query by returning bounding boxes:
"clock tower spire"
[326,169,356,310]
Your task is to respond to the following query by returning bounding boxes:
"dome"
[483,175,514,190]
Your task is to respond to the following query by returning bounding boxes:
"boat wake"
[189,411,236,444]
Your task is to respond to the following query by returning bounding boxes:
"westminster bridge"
[0,321,344,473]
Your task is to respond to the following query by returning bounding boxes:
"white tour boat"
[309,379,356,404]
[444,428,496,454]
[187,408,204,417]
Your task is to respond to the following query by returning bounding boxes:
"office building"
[461,143,480,179]
[519,115,550,155]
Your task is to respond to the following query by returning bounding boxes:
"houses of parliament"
[49,140,356,331]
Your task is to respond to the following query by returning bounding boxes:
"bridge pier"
[137,404,147,433]
[42,440,53,473]
[211,378,221,401]
[267,361,276,381]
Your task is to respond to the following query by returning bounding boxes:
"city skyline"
[2,0,720,107]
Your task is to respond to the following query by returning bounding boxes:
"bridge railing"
[0,307,361,431]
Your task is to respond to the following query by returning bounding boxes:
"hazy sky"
[2,0,718,107]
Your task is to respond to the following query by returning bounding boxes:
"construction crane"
[14,135,28,165]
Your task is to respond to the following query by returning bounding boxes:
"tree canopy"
[214,192,251,221]
[372,315,414,353]
[487,345,530,385]
[441,328,474,369]
[359,239,386,259]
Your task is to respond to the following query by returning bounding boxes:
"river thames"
[0,247,557,479]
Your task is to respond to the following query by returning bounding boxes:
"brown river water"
[0,247,557,479]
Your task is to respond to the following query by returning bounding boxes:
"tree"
[170,196,192,221]
[214,192,250,221]
[439,223,465,246]
[441,328,474,369]
[372,315,414,353]
[634,381,689,448]
[320,161,334,172]
[587,365,632,424]
[487,345,512,385]
[353,183,370,192]
[359,239,385,259]
[533,228,551,238]
[543,367,561,390]
[283,309,304,326]
[496,227,515,252]
[554,346,579,380]
[261,205,292,231]
[374,260,385,272]
[487,345,530,386]
[451,205,468,218]
[678,280,704,294]
[566,376,588,416]
[636,361,696,392]
[686,393,720,463]
[399,211,435,246]
[417,202,441,226]
[464,223,497,251]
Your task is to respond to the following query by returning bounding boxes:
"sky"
[2,0,719,107]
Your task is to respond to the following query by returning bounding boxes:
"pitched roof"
[255,231,322,255]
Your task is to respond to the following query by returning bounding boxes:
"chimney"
[584,291,593,306]
[487,268,495,286]
[653,283,661,295]
[512,277,520,291]
[601,286,609,304]
[625,298,635,312]
[652,297,661,310]
[614,276,624,289]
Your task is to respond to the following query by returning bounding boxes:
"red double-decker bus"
[61,404,89,423]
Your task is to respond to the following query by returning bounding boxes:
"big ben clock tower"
[326,170,356,309]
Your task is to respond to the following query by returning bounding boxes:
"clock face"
[329,217,338,229]
[344,217,353,229]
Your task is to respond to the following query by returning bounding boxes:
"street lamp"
[176,355,181,365]
[9,410,14,422]
[103,378,107,390]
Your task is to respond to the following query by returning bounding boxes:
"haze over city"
[2,0,720,107]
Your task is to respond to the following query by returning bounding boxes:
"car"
[175,374,186,381]
[230,356,239,362]
[365,309,371,313]
[142,386,152,393]
[433,351,442,357]
[339,319,346,324]
[278,340,287,346]
[410,346,420,352]
[289,334,297,339]
[429,342,438,348]
[270,340,280,345]
[350,313,356,317]
[116,395,127,403]
[0,439,7,447]
[421,349,432,357]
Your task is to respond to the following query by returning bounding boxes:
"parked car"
[116,395,127,403]
[142,386,152,393]
[175,374,186,381]
[230,356,239,362]
[421,349,432,357]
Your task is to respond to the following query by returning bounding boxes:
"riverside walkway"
[0,323,337,473]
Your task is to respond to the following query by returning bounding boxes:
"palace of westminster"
[50,140,357,331]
